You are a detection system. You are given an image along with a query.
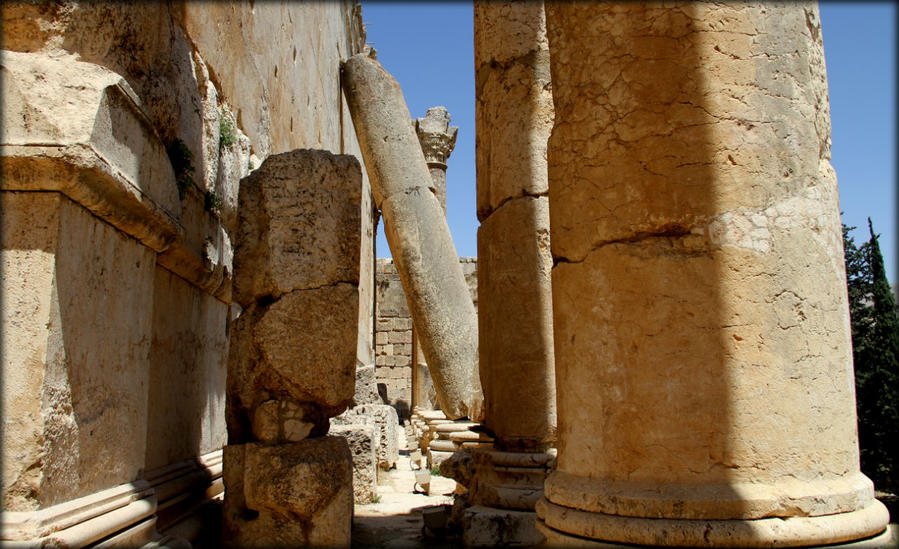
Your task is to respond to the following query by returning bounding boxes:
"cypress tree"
[844,219,899,493]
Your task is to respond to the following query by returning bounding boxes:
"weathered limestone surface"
[227,149,362,441]
[224,150,361,546]
[464,4,556,546]
[414,106,457,212]
[2,2,369,546]
[227,284,360,440]
[463,505,545,548]
[343,52,480,420]
[540,3,889,546]
[474,2,553,222]
[477,196,554,448]
[475,0,555,450]
[146,267,228,470]
[223,437,353,548]
[1,191,154,510]
[355,405,400,471]
[330,422,379,505]
[233,150,362,306]
[353,364,381,408]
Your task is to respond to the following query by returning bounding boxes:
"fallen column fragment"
[342,51,480,420]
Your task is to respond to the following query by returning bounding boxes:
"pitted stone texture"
[543,2,886,546]
[478,196,555,449]
[343,54,480,420]
[232,149,362,307]
[474,2,553,221]
[379,187,480,419]
[352,364,380,407]
[1,192,155,511]
[226,284,358,442]
[330,423,378,504]
[223,437,352,548]
[474,2,550,67]
[356,404,400,471]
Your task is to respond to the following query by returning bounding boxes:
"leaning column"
[342,52,480,420]
[537,3,890,547]
[463,2,557,546]
[411,107,457,412]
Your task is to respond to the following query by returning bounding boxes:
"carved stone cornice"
[413,106,458,169]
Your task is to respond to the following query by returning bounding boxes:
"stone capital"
[413,106,458,168]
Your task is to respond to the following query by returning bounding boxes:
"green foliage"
[372,494,381,504]
[248,157,255,171]
[204,190,223,215]
[843,218,899,493]
[430,466,441,477]
[220,114,236,149]
[166,138,195,200]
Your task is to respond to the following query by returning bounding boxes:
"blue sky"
[362,2,896,283]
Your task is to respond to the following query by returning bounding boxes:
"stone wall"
[1,2,369,546]
[375,257,477,417]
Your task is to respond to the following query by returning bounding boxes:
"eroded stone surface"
[223,437,352,547]
[233,149,362,307]
[343,53,480,420]
[1,192,154,510]
[226,284,358,441]
[475,1,556,456]
[542,2,887,546]
[330,423,378,505]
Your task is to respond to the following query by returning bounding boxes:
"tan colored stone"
[330,423,378,504]
[474,2,553,221]
[542,2,888,546]
[145,266,228,470]
[478,196,555,449]
[343,53,480,420]
[223,437,352,548]
[232,149,362,307]
[463,505,545,548]
[226,284,358,442]
[1,191,154,510]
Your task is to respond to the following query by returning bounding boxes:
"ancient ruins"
[1,1,894,548]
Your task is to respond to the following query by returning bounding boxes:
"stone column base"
[462,505,544,547]
[536,497,892,548]
[469,448,555,511]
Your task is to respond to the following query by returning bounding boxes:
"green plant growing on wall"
[220,114,236,149]
[204,190,223,215]
[167,138,195,200]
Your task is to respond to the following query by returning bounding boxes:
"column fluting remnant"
[537,3,890,547]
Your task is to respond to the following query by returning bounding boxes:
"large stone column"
[411,106,458,412]
[537,3,890,547]
[342,51,480,420]
[463,3,557,546]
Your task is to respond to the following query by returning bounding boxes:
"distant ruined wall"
[1,2,369,545]
[375,257,477,417]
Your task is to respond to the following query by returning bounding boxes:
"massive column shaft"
[461,4,557,546]
[342,52,479,420]
[538,3,889,547]
[475,0,556,452]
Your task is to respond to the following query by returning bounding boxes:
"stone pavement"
[351,425,459,548]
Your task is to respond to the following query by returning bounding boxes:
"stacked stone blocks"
[223,149,361,547]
